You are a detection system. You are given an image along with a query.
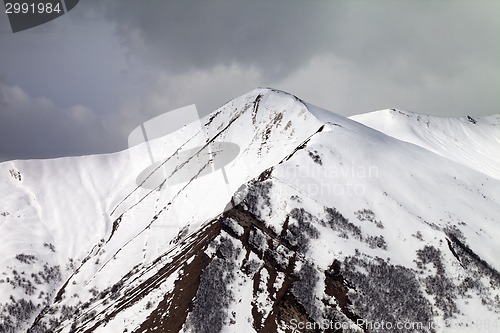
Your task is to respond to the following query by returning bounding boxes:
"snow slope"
[351,109,500,180]
[0,88,499,333]
[0,88,326,332]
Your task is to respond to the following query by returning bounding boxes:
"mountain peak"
[351,108,500,179]
[1,89,499,332]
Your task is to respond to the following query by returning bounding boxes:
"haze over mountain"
[0,88,499,332]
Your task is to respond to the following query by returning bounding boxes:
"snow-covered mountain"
[1,88,499,332]
[351,109,500,180]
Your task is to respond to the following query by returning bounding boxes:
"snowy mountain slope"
[0,88,499,332]
[0,152,134,330]
[0,88,326,332]
[351,109,500,180]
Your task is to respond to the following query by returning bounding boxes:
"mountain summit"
[1,88,499,332]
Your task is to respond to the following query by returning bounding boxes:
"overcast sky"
[0,0,498,162]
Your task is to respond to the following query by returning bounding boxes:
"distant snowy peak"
[351,108,500,179]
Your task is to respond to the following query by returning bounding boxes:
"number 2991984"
[5,2,62,14]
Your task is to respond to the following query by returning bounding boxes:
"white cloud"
[0,83,121,161]
[114,63,263,125]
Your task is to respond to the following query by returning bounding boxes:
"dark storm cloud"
[91,0,499,119]
[98,0,499,86]
[0,0,498,162]
[98,0,333,79]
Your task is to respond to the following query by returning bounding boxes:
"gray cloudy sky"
[0,0,498,162]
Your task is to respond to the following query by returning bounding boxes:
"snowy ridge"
[351,109,500,180]
[0,88,499,332]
